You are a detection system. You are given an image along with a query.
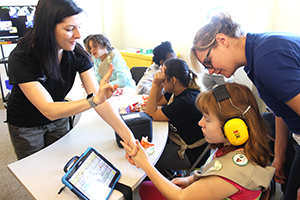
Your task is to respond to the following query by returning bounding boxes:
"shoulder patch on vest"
[209,160,222,171]
[232,153,248,166]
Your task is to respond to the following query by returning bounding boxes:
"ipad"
[62,147,121,200]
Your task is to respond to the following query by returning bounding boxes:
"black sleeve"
[8,45,39,84]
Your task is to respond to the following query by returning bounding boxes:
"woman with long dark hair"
[7,0,136,160]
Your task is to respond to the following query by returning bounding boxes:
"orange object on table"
[140,137,155,156]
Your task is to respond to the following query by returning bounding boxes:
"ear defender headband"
[212,85,250,146]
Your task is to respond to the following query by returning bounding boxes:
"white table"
[7,87,168,200]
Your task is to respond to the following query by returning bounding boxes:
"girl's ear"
[159,60,164,66]
[171,76,177,85]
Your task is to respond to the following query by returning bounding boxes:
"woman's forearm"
[95,100,135,145]
[274,116,290,162]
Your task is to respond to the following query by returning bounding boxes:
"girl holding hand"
[122,83,275,200]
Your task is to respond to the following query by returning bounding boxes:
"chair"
[184,144,211,176]
[164,143,210,179]
[130,66,148,85]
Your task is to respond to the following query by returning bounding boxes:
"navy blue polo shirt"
[244,32,300,134]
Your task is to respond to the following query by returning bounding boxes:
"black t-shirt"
[162,89,206,164]
[7,43,93,127]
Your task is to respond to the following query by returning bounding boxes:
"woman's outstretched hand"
[95,63,119,104]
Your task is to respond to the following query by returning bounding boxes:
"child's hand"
[121,139,150,169]
[153,69,165,85]
[171,177,191,189]
[124,152,137,166]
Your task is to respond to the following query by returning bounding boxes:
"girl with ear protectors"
[121,83,275,200]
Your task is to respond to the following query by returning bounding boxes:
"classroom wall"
[3,0,300,61]
[4,0,300,64]
[102,0,299,112]
[107,0,274,65]
[103,0,276,95]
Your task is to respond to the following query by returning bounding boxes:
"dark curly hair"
[152,41,175,65]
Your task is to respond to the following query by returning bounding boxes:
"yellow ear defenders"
[213,85,249,146]
[222,117,249,146]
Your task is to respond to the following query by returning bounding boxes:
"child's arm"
[145,71,168,121]
[121,140,239,200]
[170,176,194,189]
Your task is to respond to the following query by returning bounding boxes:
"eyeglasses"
[203,47,214,69]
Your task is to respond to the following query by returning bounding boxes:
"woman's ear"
[215,33,229,47]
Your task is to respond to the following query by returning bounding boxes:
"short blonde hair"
[190,11,244,73]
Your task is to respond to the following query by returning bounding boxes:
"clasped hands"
[121,140,192,189]
[121,139,147,168]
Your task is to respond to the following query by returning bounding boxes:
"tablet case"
[115,112,153,148]
[61,147,122,200]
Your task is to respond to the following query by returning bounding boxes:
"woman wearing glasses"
[190,11,300,200]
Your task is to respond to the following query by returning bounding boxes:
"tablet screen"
[62,148,121,200]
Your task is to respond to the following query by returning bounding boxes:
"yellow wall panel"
[120,51,153,69]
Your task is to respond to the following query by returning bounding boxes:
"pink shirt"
[219,175,261,200]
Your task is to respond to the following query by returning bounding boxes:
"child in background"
[136,41,177,94]
[87,34,135,88]
[145,58,208,171]
[83,34,91,52]
[122,83,275,200]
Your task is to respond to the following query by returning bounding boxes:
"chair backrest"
[130,66,148,85]
[185,143,210,176]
